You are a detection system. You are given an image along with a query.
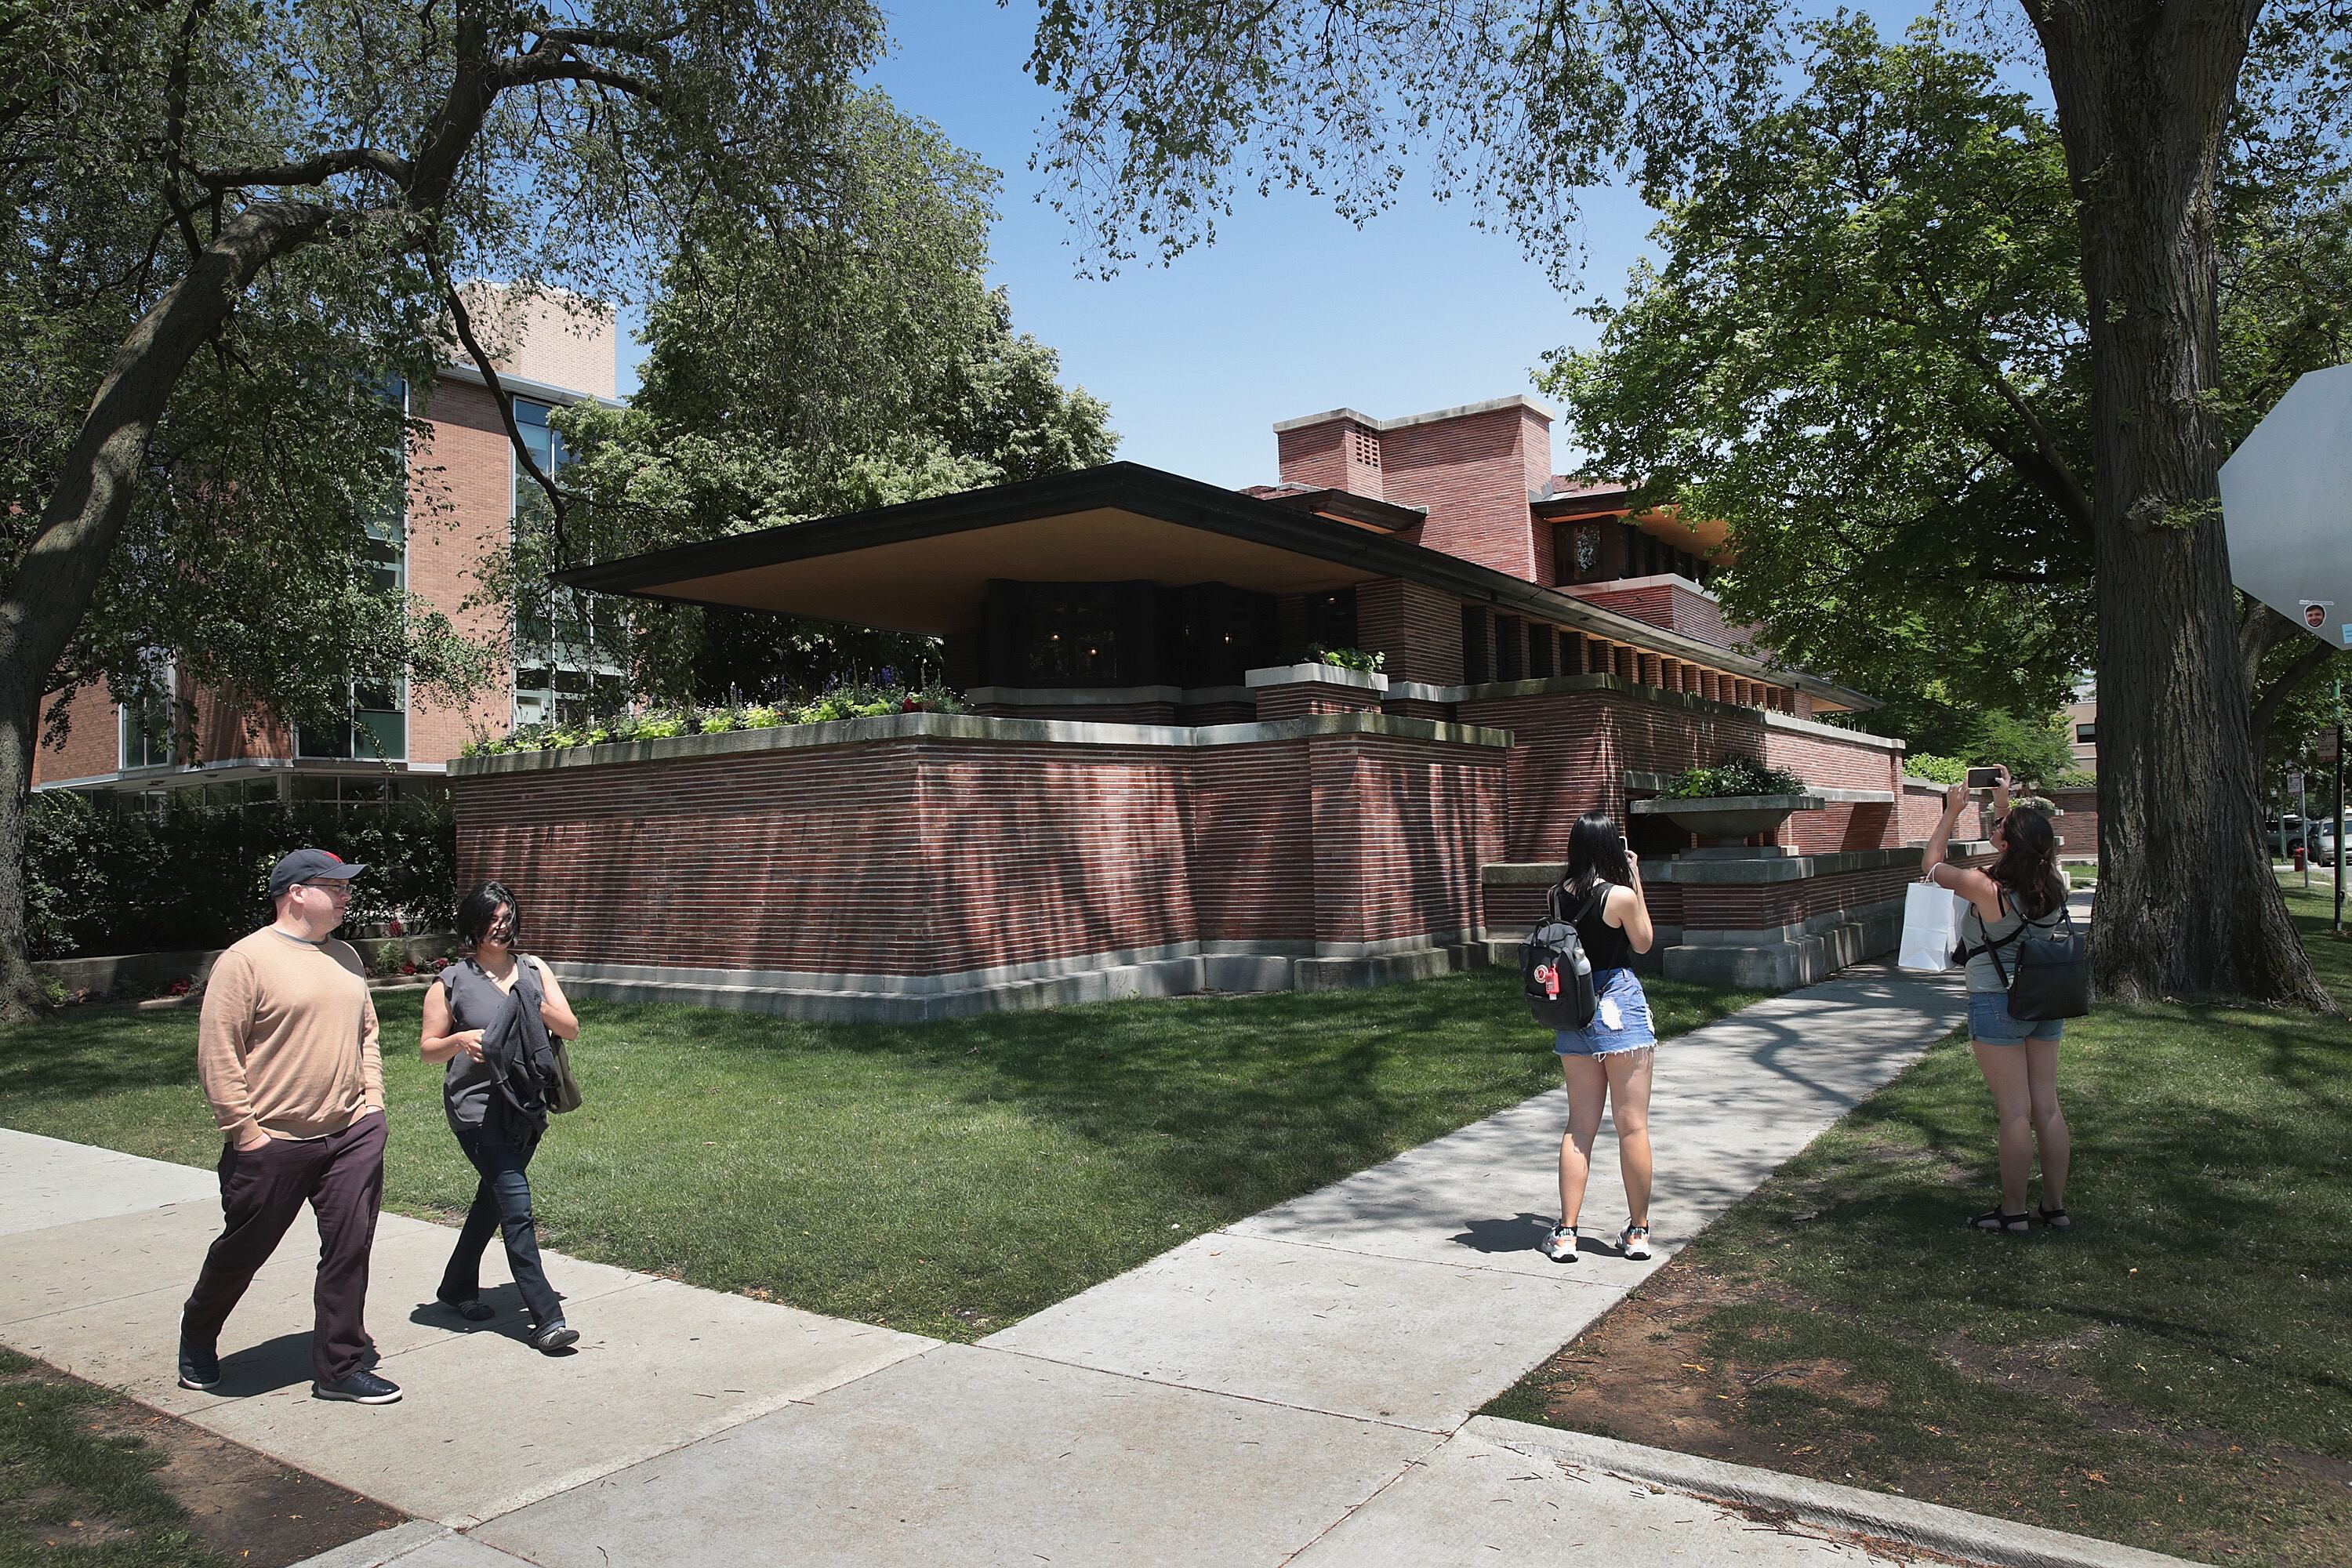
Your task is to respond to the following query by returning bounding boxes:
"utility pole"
[2336,673,2345,935]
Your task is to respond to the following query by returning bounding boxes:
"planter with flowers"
[1629,758,1824,848]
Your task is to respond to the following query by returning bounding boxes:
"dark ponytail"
[1566,812,1632,900]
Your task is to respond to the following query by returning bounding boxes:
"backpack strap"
[1549,880,1607,927]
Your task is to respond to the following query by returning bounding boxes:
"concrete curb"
[285,1519,451,1568]
[1468,1419,2212,1568]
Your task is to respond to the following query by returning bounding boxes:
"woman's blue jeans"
[437,1120,562,1329]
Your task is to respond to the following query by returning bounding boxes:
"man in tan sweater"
[179,848,401,1404]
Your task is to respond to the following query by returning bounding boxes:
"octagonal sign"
[2223,362,2352,648]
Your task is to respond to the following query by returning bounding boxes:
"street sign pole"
[2336,677,2345,935]
[2299,770,2311,889]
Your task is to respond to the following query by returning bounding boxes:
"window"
[2076,723,2097,745]
[1172,583,1274,687]
[1020,583,1124,684]
[118,662,172,770]
[298,679,408,760]
[1496,615,1525,681]
[1302,588,1357,654]
[1529,626,1555,679]
[511,398,629,728]
[1559,522,1606,585]
[1461,605,1491,683]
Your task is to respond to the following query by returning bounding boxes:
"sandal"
[2037,1206,2071,1232]
[1969,1207,2031,1234]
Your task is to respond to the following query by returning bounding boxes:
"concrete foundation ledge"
[1468,1420,2209,1568]
[1661,906,1902,989]
[554,939,1493,1022]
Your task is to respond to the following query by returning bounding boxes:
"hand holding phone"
[1965,767,2002,788]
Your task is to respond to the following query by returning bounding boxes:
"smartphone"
[1965,767,2002,788]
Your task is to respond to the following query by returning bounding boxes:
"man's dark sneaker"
[312,1370,402,1404]
[176,1341,220,1392]
[529,1321,579,1354]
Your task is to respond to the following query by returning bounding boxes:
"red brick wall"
[1276,419,1384,499]
[408,376,518,760]
[33,684,122,786]
[1310,732,1506,946]
[1766,726,1904,796]
[1379,406,1542,581]
[2048,787,2099,858]
[455,724,1508,978]
[1255,684,1383,720]
[1356,578,1464,686]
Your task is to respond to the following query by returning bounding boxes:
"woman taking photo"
[1542,811,1660,1265]
[1921,768,2073,1234]
[419,881,583,1351]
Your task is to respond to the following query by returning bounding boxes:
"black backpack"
[1521,884,1602,1030]
[1962,895,2092,1022]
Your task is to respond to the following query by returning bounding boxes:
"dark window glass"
[1021,584,1123,684]
[2076,724,2096,744]
[1529,626,1555,679]
[1496,615,1525,681]
[1461,605,1490,684]
[1303,588,1357,652]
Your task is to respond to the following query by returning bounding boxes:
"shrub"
[1906,753,1968,785]
[1306,644,1385,673]
[1661,757,1809,799]
[22,793,456,961]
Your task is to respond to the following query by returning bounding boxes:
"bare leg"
[1972,1041,2034,1213]
[1603,1047,1656,1228]
[2024,1036,2070,1210]
[1557,1056,1610,1229]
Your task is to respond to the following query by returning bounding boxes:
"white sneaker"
[1540,1224,1578,1262]
[1618,1221,1653,1260]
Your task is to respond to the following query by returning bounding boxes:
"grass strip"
[1487,883,2352,1568]
[0,967,1764,1342]
[0,1347,231,1568]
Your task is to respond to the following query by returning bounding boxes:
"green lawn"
[0,966,1765,1342]
[1488,883,2352,1568]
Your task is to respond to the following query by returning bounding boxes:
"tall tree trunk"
[0,203,325,1018]
[2031,0,2332,1008]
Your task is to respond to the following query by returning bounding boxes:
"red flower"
[387,918,405,937]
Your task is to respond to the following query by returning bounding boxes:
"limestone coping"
[449,707,1512,778]
[1243,662,1389,692]
[1398,673,1904,750]
[964,684,1253,707]
[1481,840,1992,886]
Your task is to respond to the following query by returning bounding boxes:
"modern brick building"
[452,395,1982,1018]
[31,292,622,810]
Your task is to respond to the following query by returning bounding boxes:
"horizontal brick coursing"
[1256,684,1384,720]
[456,727,1507,978]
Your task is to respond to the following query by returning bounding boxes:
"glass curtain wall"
[510,398,628,728]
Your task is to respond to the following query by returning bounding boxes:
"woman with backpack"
[1921,773,2074,1234]
[419,881,583,1351]
[1542,811,1660,1265]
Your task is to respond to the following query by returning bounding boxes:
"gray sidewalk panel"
[0,1126,215,1235]
[1289,1425,1893,1566]
[189,1275,935,1525]
[1232,963,1964,1274]
[982,1232,1621,1431]
[473,1342,1436,1568]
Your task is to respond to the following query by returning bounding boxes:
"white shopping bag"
[1897,880,1968,972]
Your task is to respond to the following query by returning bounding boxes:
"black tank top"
[1563,880,1636,972]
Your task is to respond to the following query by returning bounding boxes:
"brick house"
[31,292,621,810]
[453,395,1980,1018]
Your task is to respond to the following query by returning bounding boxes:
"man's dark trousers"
[180,1112,386,1385]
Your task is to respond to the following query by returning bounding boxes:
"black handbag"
[1989,903,2092,1022]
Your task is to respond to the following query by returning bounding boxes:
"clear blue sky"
[619,2,1955,490]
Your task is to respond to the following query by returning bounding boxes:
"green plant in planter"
[634,712,689,740]
[1306,643,1385,673]
[1662,757,1809,798]
[742,706,785,729]
[1906,753,1967,785]
[700,709,740,733]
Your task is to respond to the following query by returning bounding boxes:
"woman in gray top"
[1922,771,2074,1235]
[419,882,583,1351]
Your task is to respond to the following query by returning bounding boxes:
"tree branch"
[2250,633,2339,752]
[197,146,414,191]
[426,248,569,560]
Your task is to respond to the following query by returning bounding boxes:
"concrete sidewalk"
[2,942,2195,1568]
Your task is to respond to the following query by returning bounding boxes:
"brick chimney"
[1273,409,1385,501]
[1271,396,1555,580]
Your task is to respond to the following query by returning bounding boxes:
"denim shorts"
[1555,968,1657,1057]
[1967,991,2063,1047]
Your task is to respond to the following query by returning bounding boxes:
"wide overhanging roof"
[557,462,1873,710]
